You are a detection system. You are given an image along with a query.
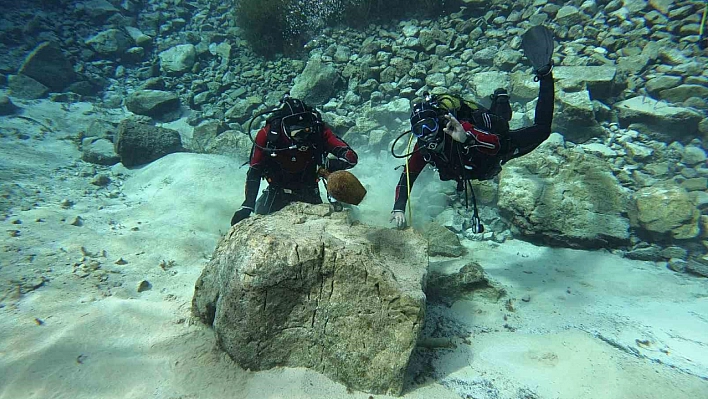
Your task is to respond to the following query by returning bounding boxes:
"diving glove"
[231,208,252,225]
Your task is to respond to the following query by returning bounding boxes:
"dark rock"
[66,81,100,97]
[114,119,183,167]
[685,260,708,277]
[76,0,120,21]
[8,74,49,99]
[137,280,152,292]
[667,258,687,272]
[86,29,133,57]
[125,90,180,118]
[18,42,76,91]
[659,84,708,104]
[426,262,501,306]
[0,95,18,116]
[624,245,662,261]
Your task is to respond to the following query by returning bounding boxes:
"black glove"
[325,158,349,172]
[230,208,252,226]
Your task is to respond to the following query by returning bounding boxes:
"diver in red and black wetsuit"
[230,96,358,226]
[390,26,556,232]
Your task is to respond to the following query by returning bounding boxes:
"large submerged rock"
[192,204,428,395]
[498,141,631,247]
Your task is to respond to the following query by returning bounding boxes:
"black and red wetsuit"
[242,123,358,215]
[393,72,555,213]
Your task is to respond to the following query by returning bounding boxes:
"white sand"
[1,99,707,399]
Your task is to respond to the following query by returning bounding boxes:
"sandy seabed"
[1,99,707,399]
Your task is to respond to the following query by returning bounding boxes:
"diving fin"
[522,25,555,77]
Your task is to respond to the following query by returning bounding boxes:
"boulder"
[86,29,133,57]
[192,204,427,395]
[7,74,49,99]
[17,42,76,91]
[614,96,703,142]
[125,89,180,118]
[498,147,631,248]
[290,57,343,105]
[629,182,700,240]
[114,119,183,167]
[159,44,197,74]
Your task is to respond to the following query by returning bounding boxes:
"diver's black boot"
[489,88,512,121]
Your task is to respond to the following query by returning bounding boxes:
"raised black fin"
[522,25,555,75]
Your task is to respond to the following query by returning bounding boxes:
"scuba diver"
[390,25,556,231]
[230,95,358,226]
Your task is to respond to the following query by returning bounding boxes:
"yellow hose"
[701,2,707,37]
[405,133,414,225]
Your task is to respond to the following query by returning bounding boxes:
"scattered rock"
[90,174,111,186]
[137,280,152,292]
[685,260,708,277]
[82,138,120,166]
[423,222,465,257]
[70,216,84,227]
[125,90,181,119]
[86,29,134,57]
[629,182,700,240]
[290,57,343,105]
[426,262,500,306]
[0,95,18,115]
[159,44,197,75]
[667,258,687,272]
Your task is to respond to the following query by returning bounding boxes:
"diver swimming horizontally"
[390,25,557,232]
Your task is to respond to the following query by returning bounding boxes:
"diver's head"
[410,99,445,152]
[277,96,322,146]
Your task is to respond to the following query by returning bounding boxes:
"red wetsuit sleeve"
[322,126,358,170]
[241,127,268,210]
[393,144,426,212]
